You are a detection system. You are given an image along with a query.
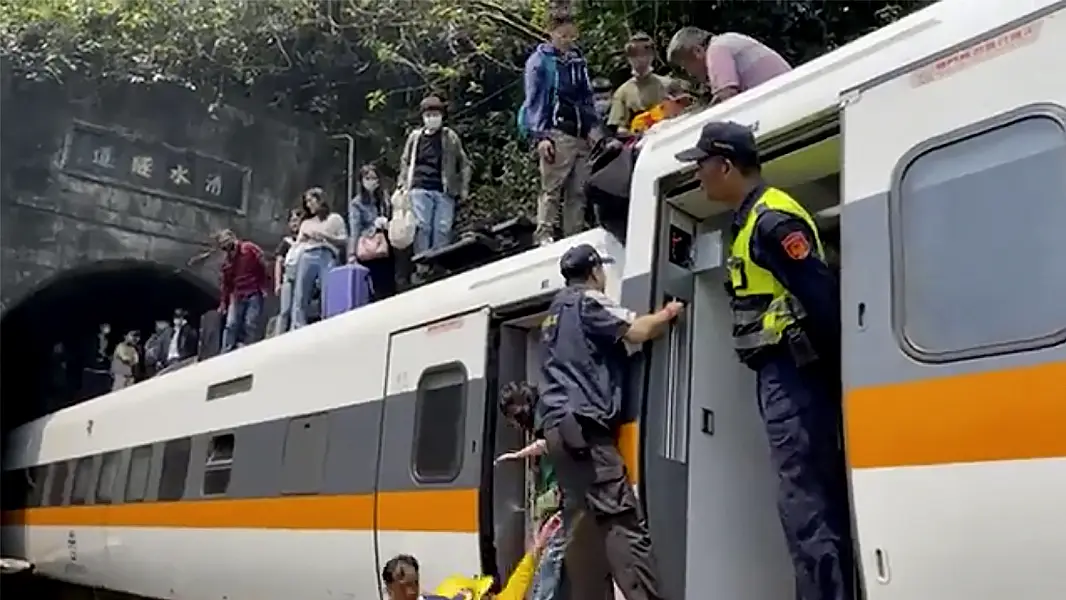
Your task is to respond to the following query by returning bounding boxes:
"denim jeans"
[409,188,455,256]
[273,268,296,336]
[221,292,264,353]
[291,247,335,330]
[531,515,568,600]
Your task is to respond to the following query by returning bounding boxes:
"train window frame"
[202,433,236,497]
[125,445,154,503]
[96,451,121,505]
[411,362,469,484]
[70,456,96,505]
[158,437,192,501]
[47,461,70,507]
[889,103,1066,363]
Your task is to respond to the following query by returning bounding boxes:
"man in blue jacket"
[520,11,600,246]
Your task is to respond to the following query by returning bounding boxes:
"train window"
[206,375,253,401]
[281,414,328,495]
[412,365,467,483]
[125,445,153,502]
[892,110,1066,361]
[96,451,121,504]
[202,434,235,496]
[47,461,70,506]
[70,457,96,505]
[158,438,192,501]
[27,466,47,508]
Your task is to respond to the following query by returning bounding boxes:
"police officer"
[537,244,682,600]
[675,122,853,600]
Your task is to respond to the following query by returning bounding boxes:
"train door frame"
[373,306,494,595]
[840,5,1066,598]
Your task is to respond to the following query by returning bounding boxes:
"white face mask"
[594,100,611,115]
[362,178,379,192]
[423,113,443,131]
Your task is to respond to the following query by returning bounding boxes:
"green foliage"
[1,0,934,229]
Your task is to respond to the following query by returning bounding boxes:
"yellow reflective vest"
[727,187,824,359]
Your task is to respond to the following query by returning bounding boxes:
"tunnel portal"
[0,260,217,433]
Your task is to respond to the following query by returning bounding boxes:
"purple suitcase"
[323,263,374,318]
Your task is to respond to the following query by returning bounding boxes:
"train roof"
[4,229,624,467]
[633,0,1054,205]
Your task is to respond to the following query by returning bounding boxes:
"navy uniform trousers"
[756,351,855,600]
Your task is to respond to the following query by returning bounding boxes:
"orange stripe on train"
[846,360,1066,469]
[2,488,478,532]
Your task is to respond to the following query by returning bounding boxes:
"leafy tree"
[0,0,934,229]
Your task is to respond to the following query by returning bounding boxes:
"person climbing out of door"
[538,243,683,600]
[495,381,566,600]
[674,120,854,600]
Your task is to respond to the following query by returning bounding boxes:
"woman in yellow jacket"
[435,513,563,600]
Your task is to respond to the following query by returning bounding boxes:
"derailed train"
[4,1,1066,598]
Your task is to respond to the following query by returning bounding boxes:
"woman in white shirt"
[291,188,348,329]
[273,208,308,335]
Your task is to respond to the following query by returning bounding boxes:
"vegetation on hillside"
[0,0,934,227]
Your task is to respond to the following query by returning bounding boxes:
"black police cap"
[674,121,759,166]
[559,243,615,279]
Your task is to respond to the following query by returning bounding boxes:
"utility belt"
[737,322,820,371]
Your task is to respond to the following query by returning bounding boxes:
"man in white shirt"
[161,308,198,371]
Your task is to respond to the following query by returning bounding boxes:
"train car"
[3,0,1065,599]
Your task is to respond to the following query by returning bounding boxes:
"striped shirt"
[705,33,792,99]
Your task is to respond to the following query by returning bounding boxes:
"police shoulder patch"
[781,231,811,260]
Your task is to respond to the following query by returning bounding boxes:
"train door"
[841,5,1066,599]
[375,307,493,595]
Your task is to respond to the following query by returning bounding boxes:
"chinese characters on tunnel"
[65,122,249,212]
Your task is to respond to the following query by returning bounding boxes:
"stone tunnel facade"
[0,73,335,314]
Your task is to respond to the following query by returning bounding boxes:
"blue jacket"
[521,43,598,141]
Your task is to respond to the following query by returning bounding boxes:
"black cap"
[559,243,615,279]
[674,121,758,165]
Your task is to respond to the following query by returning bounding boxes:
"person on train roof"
[667,26,792,105]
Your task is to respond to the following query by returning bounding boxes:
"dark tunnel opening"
[0,261,217,433]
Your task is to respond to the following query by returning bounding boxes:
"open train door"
[374,307,493,594]
[840,4,1066,599]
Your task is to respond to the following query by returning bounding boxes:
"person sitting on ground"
[434,513,563,600]
[382,554,445,600]
[628,79,695,135]
[667,26,792,105]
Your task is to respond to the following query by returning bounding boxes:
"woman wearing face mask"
[397,95,472,275]
[347,164,396,299]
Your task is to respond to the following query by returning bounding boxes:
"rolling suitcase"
[323,263,374,318]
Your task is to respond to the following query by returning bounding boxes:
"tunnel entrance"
[0,260,217,433]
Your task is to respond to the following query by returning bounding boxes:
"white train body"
[4,1,1066,599]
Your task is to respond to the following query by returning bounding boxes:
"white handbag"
[387,130,420,250]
